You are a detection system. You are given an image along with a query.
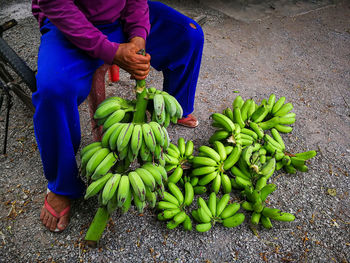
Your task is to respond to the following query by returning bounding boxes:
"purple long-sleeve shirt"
[32,0,150,64]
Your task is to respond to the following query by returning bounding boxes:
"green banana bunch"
[156,182,194,230]
[148,90,183,127]
[239,183,295,228]
[164,138,195,184]
[82,147,116,180]
[191,141,242,194]
[192,193,245,232]
[282,150,317,174]
[94,96,135,122]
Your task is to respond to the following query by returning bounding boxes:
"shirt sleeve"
[121,0,150,41]
[37,0,119,64]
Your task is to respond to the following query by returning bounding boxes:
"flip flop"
[177,114,199,128]
[44,193,70,232]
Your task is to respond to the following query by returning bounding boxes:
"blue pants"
[32,1,204,198]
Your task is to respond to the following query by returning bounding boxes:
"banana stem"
[132,88,148,123]
[85,207,110,246]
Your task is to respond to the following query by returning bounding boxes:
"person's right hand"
[113,42,151,80]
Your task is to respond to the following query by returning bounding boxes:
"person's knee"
[184,21,204,50]
[35,69,79,103]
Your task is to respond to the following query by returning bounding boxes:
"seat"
[87,64,119,142]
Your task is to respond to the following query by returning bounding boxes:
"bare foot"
[40,191,71,232]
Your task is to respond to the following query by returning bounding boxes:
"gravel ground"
[0,0,349,262]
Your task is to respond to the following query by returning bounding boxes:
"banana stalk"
[132,50,149,123]
[84,207,110,246]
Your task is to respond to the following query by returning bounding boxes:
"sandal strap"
[44,195,70,218]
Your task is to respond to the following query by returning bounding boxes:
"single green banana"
[168,166,183,184]
[120,187,132,214]
[162,94,177,117]
[233,106,245,128]
[145,186,157,208]
[135,168,156,191]
[222,213,245,228]
[262,207,295,222]
[183,215,193,231]
[107,123,125,150]
[80,142,102,158]
[132,189,146,214]
[162,208,181,219]
[216,193,230,217]
[168,182,184,205]
[220,203,240,219]
[192,156,218,167]
[251,104,269,123]
[198,171,218,186]
[240,99,253,122]
[251,212,261,225]
[223,145,242,171]
[249,122,264,139]
[196,222,212,232]
[260,184,277,201]
[274,102,293,117]
[198,207,212,223]
[221,173,232,194]
[116,123,134,153]
[223,107,234,121]
[86,148,111,178]
[128,171,146,202]
[192,166,217,176]
[142,163,163,186]
[199,145,221,163]
[162,126,170,150]
[261,215,273,229]
[173,211,187,225]
[80,145,103,176]
[294,150,317,160]
[153,94,166,124]
[149,121,165,147]
[208,172,220,194]
[130,124,143,155]
[185,140,194,157]
[198,197,213,218]
[84,172,113,199]
[271,96,286,114]
[274,124,293,133]
[116,175,130,207]
[163,191,181,206]
[157,201,179,210]
[102,109,126,131]
[209,130,230,144]
[211,113,235,132]
[101,173,121,205]
[91,151,118,180]
[94,100,121,119]
[142,123,156,153]
[232,95,244,109]
[207,192,217,217]
[213,140,227,161]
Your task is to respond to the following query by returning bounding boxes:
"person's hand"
[113,37,151,80]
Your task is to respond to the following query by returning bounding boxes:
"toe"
[49,217,58,232]
[45,215,53,229]
[57,213,70,231]
[42,211,49,225]
[40,206,45,220]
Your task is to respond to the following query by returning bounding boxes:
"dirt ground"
[0,0,349,262]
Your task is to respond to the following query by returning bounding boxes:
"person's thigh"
[146,1,204,71]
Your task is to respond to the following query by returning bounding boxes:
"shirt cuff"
[128,27,148,42]
[98,39,120,65]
